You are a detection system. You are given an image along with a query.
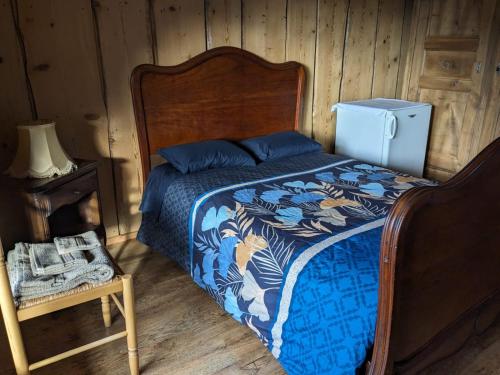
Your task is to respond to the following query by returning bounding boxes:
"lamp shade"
[6,120,77,179]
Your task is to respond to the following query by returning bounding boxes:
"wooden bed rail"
[370,137,500,374]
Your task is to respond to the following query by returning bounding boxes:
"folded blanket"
[28,243,88,276]
[54,231,101,255]
[7,242,114,305]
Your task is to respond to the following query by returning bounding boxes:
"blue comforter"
[138,153,432,374]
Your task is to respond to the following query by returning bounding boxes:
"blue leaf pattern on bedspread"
[190,160,433,374]
[159,157,433,375]
[201,206,234,231]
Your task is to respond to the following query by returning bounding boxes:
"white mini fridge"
[332,98,432,177]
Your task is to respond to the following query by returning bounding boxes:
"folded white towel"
[28,243,88,276]
[54,231,101,254]
[7,242,114,305]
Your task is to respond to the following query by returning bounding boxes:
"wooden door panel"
[419,36,479,93]
[419,32,481,176]
[401,0,498,180]
[421,89,468,173]
[423,50,476,79]
[428,0,481,36]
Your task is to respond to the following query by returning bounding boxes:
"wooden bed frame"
[131,47,500,374]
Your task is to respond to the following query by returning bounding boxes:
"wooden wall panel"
[206,0,241,48]
[94,0,154,235]
[421,89,468,172]
[0,0,33,171]
[242,0,287,63]
[3,0,497,241]
[372,0,405,98]
[399,0,432,101]
[154,0,206,65]
[17,0,119,237]
[395,0,414,98]
[340,0,379,101]
[312,0,348,151]
[286,0,317,137]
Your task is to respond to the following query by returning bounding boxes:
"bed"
[131,47,500,374]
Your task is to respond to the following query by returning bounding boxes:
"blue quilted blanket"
[138,153,433,374]
[188,158,432,374]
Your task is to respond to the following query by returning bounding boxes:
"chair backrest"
[0,237,5,265]
[0,237,12,302]
[0,236,15,309]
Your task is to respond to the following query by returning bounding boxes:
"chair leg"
[101,295,112,328]
[3,312,30,375]
[122,275,139,375]
[0,261,30,374]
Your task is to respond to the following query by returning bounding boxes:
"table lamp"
[6,120,77,179]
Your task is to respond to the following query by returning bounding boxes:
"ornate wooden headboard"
[130,47,305,187]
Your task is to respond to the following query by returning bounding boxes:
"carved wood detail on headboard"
[130,46,305,186]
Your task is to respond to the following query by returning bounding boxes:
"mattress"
[138,152,433,374]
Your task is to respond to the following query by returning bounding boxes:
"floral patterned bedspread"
[189,158,433,374]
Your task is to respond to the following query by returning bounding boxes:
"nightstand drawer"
[40,171,98,216]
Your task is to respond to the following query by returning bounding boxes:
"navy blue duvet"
[138,152,433,374]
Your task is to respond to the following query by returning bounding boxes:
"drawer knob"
[73,190,82,195]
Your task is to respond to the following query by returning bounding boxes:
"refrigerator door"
[381,106,431,177]
[334,106,386,165]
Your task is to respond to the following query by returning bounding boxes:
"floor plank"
[0,240,498,374]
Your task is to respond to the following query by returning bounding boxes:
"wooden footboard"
[370,137,500,374]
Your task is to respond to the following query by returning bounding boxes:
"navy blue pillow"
[158,140,256,174]
[240,131,322,162]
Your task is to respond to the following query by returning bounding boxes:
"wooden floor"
[1,240,499,375]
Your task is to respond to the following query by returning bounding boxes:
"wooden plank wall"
[1,0,410,242]
[6,1,496,242]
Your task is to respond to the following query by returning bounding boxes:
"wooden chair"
[0,238,139,374]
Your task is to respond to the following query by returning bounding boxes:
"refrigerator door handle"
[385,114,398,139]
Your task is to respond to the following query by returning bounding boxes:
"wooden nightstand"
[9,160,106,243]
